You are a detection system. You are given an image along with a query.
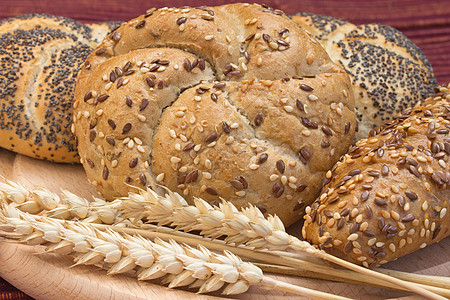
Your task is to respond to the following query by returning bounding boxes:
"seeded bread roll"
[88,21,122,43]
[73,3,356,226]
[0,14,112,162]
[291,13,438,140]
[302,85,450,267]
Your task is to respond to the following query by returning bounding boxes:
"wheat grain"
[0,179,446,299]
[0,204,349,299]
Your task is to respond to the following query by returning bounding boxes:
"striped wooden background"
[0,1,448,299]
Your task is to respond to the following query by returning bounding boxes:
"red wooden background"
[0,1,449,299]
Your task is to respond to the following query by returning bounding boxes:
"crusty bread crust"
[0,14,113,162]
[292,13,438,140]
[73,3,356,226]
[303,87,450,267]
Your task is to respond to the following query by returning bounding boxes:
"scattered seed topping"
[111,31,121,42]
[84,91,92,102]
[272,182,285,198]
[255,113,264,126]
[139,174,147,185]
[86,158,95,168]
[125,96,133,107]
[102,165,109,180]
[299,147,311,163]
[405,191,418,201]
[146,77,155,88]
[230,179,244,190]
[107,119,117,130]
[122,123,132,134]
[222,121,231,133]
[322,126,333,136]
[129,158,138,168]
[276,160,285,173]
[135,20,146,29]
[296,99,304,111]
[258,153,268,164]
[301,117,318,129]
[140,98,149,111]
[206,187,218,195]
[98,94,109,103]
[300,84,314,91]
[213,82,226,89]
[95,48,106,55]
[205,132,218,143]
[106,136,116,146]
[89,131,96,142]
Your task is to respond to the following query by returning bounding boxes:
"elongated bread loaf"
[292,13,438,140]
[302,85,450,267]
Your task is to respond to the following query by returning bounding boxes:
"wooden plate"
[0,149,448,299]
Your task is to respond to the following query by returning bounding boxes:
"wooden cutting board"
[0,148,448,299]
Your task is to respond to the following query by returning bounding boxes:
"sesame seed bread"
[0,14,113,162]
[302,86,450,267]
[291,13,438,140]
[73,3,356,226]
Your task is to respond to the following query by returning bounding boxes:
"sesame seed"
[171,156,181,163]
[205,159,212,169]
[270,174,279,181]
[284,105,293,112]
[156,173,165,182]
[127,139,135,149]
[347,233,358,241]
[236,191,246,197]
[204,35,214,41]
[308,95,318,101]
[138,115,147,122]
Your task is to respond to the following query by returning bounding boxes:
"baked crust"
[292,13,438,140]
[303,86,450,267]
[73,3,356,226]
[0,14,111,162]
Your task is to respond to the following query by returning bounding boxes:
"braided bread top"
[73,3,356,226]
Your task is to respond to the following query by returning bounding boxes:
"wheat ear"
[0,204,351,300]
[0,179,447,299]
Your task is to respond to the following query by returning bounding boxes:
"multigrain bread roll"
[291,13,438,140]
[88,21,122,43]
[0,14,113,162]
[73,3,357,226]
[302,85,450,267]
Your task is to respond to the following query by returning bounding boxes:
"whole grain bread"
[73,3,357,226]
[302,85,450,267]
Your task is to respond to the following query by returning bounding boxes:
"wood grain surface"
[0,0,449,299]
[0,149,448,299]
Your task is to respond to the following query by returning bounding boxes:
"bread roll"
[302,85,450,267]
[88,21,122,43]
[0,14,112,162]
[73,3,356,226]
[291,13,438,140]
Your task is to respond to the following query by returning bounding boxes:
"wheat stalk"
[0,204,350,300]
[0,178,447,299]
